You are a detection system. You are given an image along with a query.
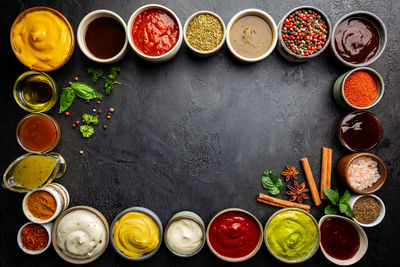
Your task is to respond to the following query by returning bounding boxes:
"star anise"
[281,165,299,181]
[286,181,309,204]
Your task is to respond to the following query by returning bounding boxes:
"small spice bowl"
[110,207,163,261]
[127,4,183,63]
[183,11,226,57]
[348,194,385,227]
[331,11,387,68]
[77,9,128,63]
[226,9,278,63]
[17,222,52,255]
[319,215,368,266]
[277,6,331,62]
[336,153,387,194]
[333,67,384,109]
[22,185,66,224]
[264,208,320,263]
[164,211,206,257]
[206,208,263,262]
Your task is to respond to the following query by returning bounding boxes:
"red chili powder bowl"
[344,70,377,107]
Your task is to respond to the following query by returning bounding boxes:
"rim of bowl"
[17,222,52,255]
[330,11,387,68]
[10,6,75,72]
[16,113,61,153]
[48,183,70,210]
[77,9,128,63]
[343,152,387,194]
[206,208,263,262]
[164,214,206,257]
[348,194,385,227]
[338,110,382,152]
[127,4,183,61]
[183,10,226,56]
[51,206,110,264]
[264,208,320,263]
[22,187,62,224]
[319,215,368,265]
[13,70,58,113]
[110,207,163,261]
[340,67,385,109]
[278,6,332,59]
[226,9,278,63]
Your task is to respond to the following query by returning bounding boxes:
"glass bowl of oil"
[13,71,58,113]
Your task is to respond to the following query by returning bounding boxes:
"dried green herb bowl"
[348,194,385,227]
[183,11,226,57]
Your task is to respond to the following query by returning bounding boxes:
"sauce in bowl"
[334,17,379,64]
[132,9,179,56]
[208,211,261,258]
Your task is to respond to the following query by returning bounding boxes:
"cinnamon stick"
[327,148,332,194]
[320,147,329,199]
[257,193,311,212]
[300,157,322,206]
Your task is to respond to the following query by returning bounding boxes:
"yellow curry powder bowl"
[264,208,320,263]
[10,6,75,72]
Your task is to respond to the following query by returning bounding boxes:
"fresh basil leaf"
[324,204,338,215]
[71,81,103,99]
[80,125,94,138]
[82,113,98,125]
[58,87,76,113]
[261,169,283,195]
[340,203,355,218]
[323,188,340,206]
[339,189,352,204]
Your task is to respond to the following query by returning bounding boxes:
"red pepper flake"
[21,224,49,251]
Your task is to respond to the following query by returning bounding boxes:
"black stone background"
[1,0,399,266]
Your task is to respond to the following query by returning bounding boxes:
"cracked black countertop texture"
[1,0,399,266]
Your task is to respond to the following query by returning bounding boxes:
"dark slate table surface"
[1,0,399,266]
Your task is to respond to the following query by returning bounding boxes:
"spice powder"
[353,196,381,224]
[26,190,57,220]
[186,14,223,51]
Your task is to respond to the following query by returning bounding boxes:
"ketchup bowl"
[127,4,183,63]
[206,208,263,262]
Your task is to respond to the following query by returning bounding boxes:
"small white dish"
[319,215,368,266]
[17,222,52,255]
[226,9,278,63]
[348,194,385,227]
[77,9,128,63]
[183,11,226,57]
[127,4,183,63]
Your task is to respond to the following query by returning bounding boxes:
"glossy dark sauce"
[85,17,125,59]
[339,111,381,151]
[334,17,379,64]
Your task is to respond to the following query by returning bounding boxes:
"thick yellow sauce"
[266,210,317,261]
[11,155,57,189]
[11,10,72,71]
[113,212,159,258]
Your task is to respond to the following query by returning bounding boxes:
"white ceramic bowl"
[77,9,128,63]
[183,11,226,57]
[226,9,278,63]
[17,222,52,255]
[127,4,183,63]
[348,194,385,227]
[319,215,368,266]
[22,186,64,224]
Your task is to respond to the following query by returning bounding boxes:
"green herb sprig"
[261,169,283,195]
[58,82,103,113]
[80,113,98,138]
[323,188,355,218]
[88,66,121,95]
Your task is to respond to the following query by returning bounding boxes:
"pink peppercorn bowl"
[277,6,332,62]
[336,152,387,194]
[332,67,384,110]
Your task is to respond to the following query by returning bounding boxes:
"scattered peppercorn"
[109,107,114,113]
[281,9,328,56]
[95,115,99,118]
[68,81,72,85]
[107,115,111,119]
[75,120,80,125]
[97,100,101,104]
[72,123,76,128]
[93,109,96,112]
[98,109,102,114]
[65,112,70,116]
[86,99,90,103]
[74,77,78,81]
[103,125,107,129]
[99,97,102,100]
[80,150,84,155]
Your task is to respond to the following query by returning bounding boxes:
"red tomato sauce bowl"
[206,208,263,262]
[127,4,183,63]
